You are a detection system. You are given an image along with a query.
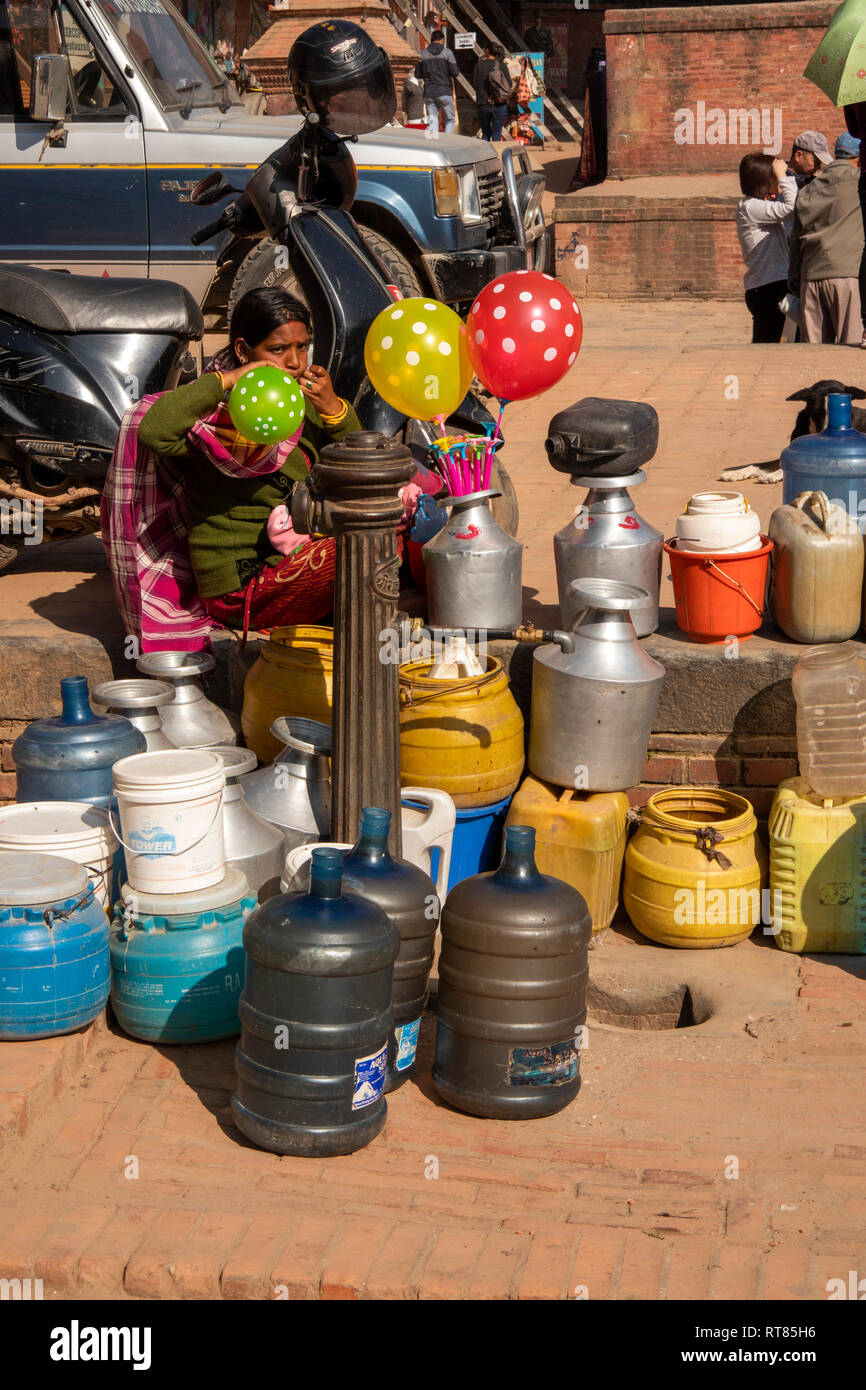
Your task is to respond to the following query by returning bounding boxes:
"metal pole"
[291,430,416,857]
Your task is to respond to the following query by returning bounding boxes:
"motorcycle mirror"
[190,172,238,206]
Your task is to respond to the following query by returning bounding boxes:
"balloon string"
[483,398,508,491]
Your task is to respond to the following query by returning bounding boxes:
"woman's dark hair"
[739,152,775,200]
[226,287,312,366]
[491,43,505,61]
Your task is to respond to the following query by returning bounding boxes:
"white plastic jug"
[281,788,455,900]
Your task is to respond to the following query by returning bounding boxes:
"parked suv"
[0,0,549,318]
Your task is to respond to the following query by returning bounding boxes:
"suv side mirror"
[30,54,70,122]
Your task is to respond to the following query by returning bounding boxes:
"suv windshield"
[96,0,242,111]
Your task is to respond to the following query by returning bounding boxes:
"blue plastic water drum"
[781,393,866,516]
[110,867,256,1044]
[0,853,110,1040]
[445,794,513,894]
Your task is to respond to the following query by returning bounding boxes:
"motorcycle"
[0,75,517,575]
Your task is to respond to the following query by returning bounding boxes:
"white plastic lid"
[119,865,251,916]
[113,748,224,787]
[0,802,112,845]
[0,852,88,905]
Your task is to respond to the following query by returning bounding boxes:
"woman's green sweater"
[138,372,359,598]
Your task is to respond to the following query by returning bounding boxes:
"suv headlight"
[433,165,482,223]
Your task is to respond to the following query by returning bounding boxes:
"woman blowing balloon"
[101,288,429,651]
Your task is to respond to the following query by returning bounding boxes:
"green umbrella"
[804,0,866,106]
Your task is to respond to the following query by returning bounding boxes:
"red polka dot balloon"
[465,270,583,402]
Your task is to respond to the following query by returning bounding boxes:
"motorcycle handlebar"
[190,215,228,246]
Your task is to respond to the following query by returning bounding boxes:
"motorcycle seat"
[0,264,204,338]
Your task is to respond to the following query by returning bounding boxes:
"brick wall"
[518,3,606,99]
[604,2,846,179]
[635,733,798,820]
[554,193,745,298]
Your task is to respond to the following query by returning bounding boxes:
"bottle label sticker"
[394,1017,422,1072]
[507,1040,580,1088]
[352,1042,387,1109]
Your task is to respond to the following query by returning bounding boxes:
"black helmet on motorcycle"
[288,20,397,136]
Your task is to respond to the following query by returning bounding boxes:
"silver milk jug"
[423,489,523,630]
[241,716,331,849]
[554,471,662,638]
[91,679,175,752]
[137,651,239,747]
[211,746,286,903]
[528,578,665,792]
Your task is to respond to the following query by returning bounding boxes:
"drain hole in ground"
[587,981,709,1031]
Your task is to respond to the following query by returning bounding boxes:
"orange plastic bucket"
[664,536,773,643]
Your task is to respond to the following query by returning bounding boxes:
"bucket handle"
[703,558,765,618]
[106,792,224,859]
[44,884,98,928]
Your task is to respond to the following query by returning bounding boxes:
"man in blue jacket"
[415,29,459,135]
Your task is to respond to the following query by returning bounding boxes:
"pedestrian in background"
[415,28,458,136]
[843,100,866,345]
[737,153,797,343]
[787,130,832,190]
[789,132,864,345]
[473,42,511,143]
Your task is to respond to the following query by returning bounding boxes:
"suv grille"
[478,167,505,223]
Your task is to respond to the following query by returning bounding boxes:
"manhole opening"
[587,981,709,1031]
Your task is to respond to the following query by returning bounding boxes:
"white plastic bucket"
[0,801,117,911]
[676,491,762,554]
[112,749,225,894]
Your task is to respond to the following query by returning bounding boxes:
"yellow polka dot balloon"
[364,297,473,422]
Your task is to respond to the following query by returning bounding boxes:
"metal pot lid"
[209,746,258,779]
[137,651,216,679]
[269,716,332,753]
[568,577,653,613]
[0,852,88,905]
[572,470,646,490]
[92,679,175,710]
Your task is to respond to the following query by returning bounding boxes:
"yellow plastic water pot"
[398,656,524,808]
[506,775,628,933]
[241,625,333,763]
[769,777,866,954]
[623,787,767,948]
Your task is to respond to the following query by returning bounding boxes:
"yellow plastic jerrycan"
[505,775,628,933]
[398,656,524,808]
[624,787,767,948]
[769,776,866,954]
[241,625,333,763]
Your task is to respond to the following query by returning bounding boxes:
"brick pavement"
[0,930,864,1300]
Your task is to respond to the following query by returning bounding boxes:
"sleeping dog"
[719,380,866,484]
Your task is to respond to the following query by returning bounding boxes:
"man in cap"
[789,132,864,345]
[788,131,832,190]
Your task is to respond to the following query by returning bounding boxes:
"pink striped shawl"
[100,393,304,653]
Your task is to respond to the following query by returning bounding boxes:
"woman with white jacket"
[736,153,797,343]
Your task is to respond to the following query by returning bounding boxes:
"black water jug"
[433,825,591,1120]
[341,806,438,1090]
[232,846,399,1156]
[545,398,659,478]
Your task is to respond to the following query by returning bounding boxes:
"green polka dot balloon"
[364,296,472,422]
[228,365,306,445]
